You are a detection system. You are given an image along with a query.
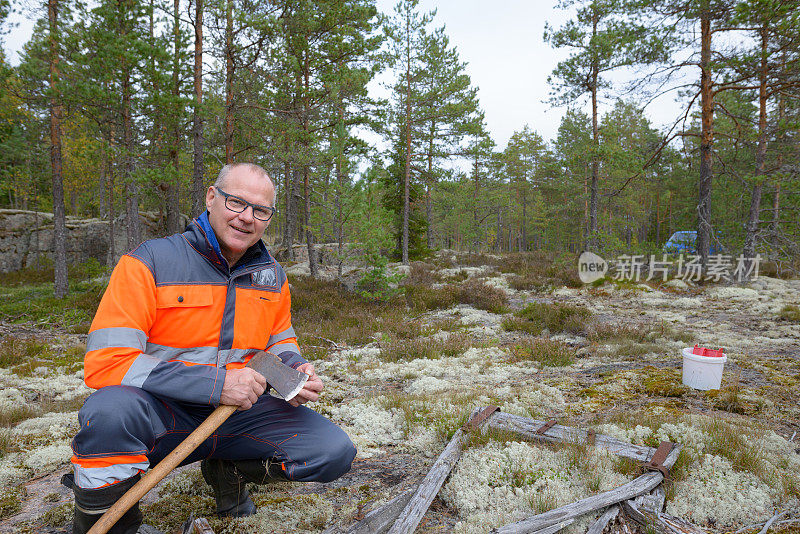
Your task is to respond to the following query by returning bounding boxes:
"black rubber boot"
[200,458,287,518]
[62,473,143,534]
[200,459,257,518]
[233,458,287,485]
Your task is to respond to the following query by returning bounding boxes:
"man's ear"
[205,186,216,209]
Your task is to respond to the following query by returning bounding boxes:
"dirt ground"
[1,262,799,534]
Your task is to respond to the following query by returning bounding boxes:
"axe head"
[247,351,308,401]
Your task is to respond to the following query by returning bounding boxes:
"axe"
[87,351,308,534]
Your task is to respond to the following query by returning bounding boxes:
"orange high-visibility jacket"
[84,214,305,405]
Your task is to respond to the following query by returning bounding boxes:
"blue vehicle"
[663,231,722,255]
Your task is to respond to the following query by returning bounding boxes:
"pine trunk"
[697,4,714,269]
[402,17,411,265]
[166,0,181,234]
[587,8,599,252]
[303,51,318,277]
[283,161,295,259]
[106,131,116,267]
[192,0,205,217]
[742,28,769,277]
[224,0,234,163]
[49,0,68,298]
[770,52,786,244]
[123,66,140,251]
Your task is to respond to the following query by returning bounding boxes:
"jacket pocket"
[156,285,213,309]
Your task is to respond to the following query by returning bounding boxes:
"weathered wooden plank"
[385,428,468,534]
[485,412,681,467]
[491,471,664,533]
[586,506,620,534]
[622,498,708,534]
[180,514,214,534]
[322,488,415,534]
[386,407,495,534]
[531,518,574,534]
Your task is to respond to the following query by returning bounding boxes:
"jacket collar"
[184,212,273,274]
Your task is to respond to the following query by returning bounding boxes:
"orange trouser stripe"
[71,454,149,468]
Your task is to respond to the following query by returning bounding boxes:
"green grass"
[502,302,590,336]
[0,258,108,287]
[779,304,800,323]
[0,281,106,334]
[703,419,765,477]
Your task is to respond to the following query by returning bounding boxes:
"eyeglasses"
[215,187,276,222]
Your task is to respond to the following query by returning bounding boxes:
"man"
[65,163,356,533]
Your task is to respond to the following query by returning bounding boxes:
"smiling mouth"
[231,224,252,234]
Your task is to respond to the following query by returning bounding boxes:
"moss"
[639,367,688,397]
[0,487,22,520]
[39,502,73,527]
[142,492,216,533]
[704,382,763,415]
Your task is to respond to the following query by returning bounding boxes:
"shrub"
[497,252,582,289]
[291,276,404,354]
[503,302,590,335]
[508,338,574,367]
[378,332,471,362]
[456,278,509,314]
[355,252,405,302]
[405,284,459,312]
[405,278,508,314]
[407,262,441,286]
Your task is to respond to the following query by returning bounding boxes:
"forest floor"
[0,251,799,534]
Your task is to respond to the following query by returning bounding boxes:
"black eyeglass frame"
[215,187,276,222]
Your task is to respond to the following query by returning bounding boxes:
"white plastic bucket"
[682,347,726,390]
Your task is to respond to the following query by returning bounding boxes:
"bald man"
[64,163,356,533]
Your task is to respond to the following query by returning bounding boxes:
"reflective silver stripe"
[143,343,253,367]
[217,348,253,367]
[87,327,147,352]
[267,327,296,347]
[73,462,148,489]
[266,341,299,355]
[145,343,218,364]
[121,353,162,388]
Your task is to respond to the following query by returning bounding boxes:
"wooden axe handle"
[88,404,238,534]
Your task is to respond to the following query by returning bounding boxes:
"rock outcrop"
[0,209,186,273]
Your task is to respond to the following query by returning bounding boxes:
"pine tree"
[545,0,670,252]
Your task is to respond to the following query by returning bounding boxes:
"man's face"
[206,167,275,265]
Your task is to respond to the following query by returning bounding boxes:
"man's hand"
[288,363,323,407]
[220,367,267,410]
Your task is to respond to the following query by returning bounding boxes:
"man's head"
[206,163,276,266]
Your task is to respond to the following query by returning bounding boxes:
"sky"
[2,0,686,151]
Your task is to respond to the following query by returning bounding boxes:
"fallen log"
[485,412,677,465]
[587,505,620,534]
[622,498,708,534]
[531,518,574,534]
[490,471,666,533]
[321,488,415,534]
[386,406,499,534]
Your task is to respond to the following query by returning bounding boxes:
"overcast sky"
[2,0,686,151]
